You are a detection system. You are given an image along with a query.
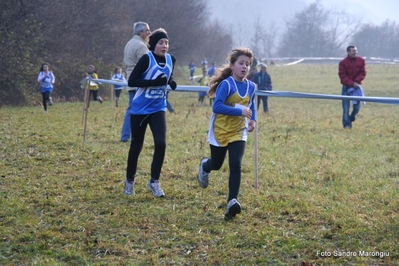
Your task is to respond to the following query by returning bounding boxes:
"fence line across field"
[87,77,399,188]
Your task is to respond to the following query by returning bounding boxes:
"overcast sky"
[210,0,399,45]
[304,0,399,24]
[211,0,399,25]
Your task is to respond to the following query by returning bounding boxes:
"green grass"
[1,64,399,265]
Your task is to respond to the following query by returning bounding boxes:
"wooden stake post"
[253,94,259,189]
[82,79,90,142]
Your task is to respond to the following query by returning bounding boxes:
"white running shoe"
[198,157,210,188]
[147,180,165,197]
[225,198,241,220]
[124,180,135,196]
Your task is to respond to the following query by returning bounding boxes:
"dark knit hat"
[149,29,168,51]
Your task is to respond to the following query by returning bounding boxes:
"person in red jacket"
[338,45,366,128]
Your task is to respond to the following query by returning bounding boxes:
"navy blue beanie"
[149,31,168,51]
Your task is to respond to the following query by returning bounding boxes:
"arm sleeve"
[51,72,55,84]
[212,81,243,116]
[37,72,43,83]
[354,59,366,84]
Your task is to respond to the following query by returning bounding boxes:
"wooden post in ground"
[82,80,90,142]
[253,94,259,189]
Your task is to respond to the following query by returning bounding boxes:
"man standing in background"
[338,45,366,129]
[120,22,151,142]
[253,63,272,113]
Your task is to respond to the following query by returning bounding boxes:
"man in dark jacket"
[338,45,366,128]
[253,63,272,113]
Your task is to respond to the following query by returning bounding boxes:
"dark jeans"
[126,111,166,181]
[257,95,268,112]
[342,85,361,128]
[41,91,51,111]
[121,90,136,141]
[203,141,246,202]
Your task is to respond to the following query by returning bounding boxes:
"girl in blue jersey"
[111,67,126,107]
[124,28,177,198]
[197,48,257,220]
[37,63,55,113]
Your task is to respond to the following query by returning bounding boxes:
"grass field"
[1,64,399,265]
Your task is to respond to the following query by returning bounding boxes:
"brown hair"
[208,47,254,97]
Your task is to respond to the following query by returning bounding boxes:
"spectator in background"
[246,67,257,81]
[207,62,216,78]
[189,61,196,84]
[201,57,208,73]
[87,65,103,104]
[111,67,126,107]
[338,45,366,129]
[121,22,151,142]
[197,69,208,106]
[37,62,55,113]
[253,63,272,113]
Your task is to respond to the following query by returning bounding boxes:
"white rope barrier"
[89,77,399,188]
[90,77,399,104]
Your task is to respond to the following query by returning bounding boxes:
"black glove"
[151,73,168,86]
[168,79,177,90]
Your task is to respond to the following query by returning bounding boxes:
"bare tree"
[351,20,399,58]
[277,2,361,57]
[250,16,278,61]
[0,0,233,105]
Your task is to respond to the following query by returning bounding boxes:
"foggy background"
[1,0,399,106]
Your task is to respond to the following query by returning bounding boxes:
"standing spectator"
[121,22,151,142]
[246,67,257,81]
[338,45,366,128]
[253,63,272,113]
[197,48,257,220]
[201,57,208,73]
[111,67,126,107]
[87,65,103,104]
[124,28,177,198]
[207,63,216,106]
[207,62,216,78]
[37,62,55,113]
[197,69,208,106]
[189,61,196,83]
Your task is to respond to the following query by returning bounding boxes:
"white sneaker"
[225,199,241,220]
[49,97,53,106]
[124,180,135,195]
[198,158,210,188]
[147,180,165,197]
[44,110,48,114]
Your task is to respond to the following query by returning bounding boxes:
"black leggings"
[203,141,246,201]
[41,91,51,111]
[90,90,100,101]
[114,89,122,97]
[126,111,166,181]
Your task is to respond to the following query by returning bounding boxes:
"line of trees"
[0,0,232,105]
[1,1,398,106]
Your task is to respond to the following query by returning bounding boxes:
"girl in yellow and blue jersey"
[197,47,257,220]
